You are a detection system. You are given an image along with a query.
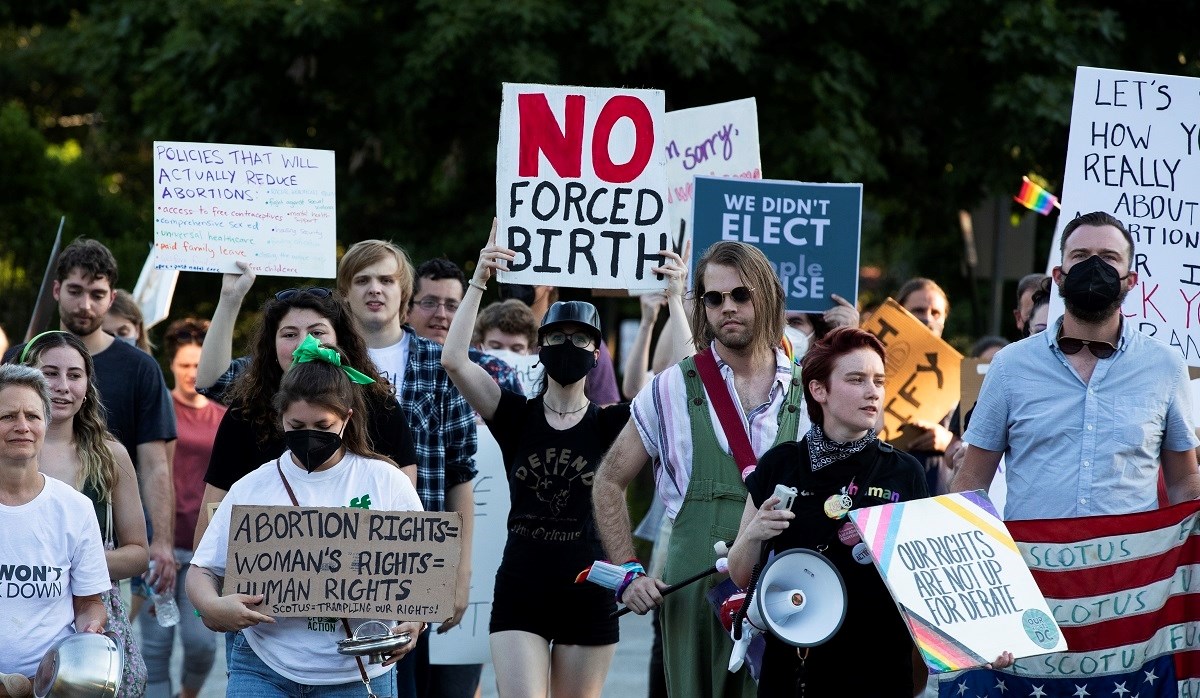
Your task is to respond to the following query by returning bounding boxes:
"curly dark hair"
[223,290,392,445]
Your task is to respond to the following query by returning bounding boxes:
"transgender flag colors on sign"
[942,500,1200,696]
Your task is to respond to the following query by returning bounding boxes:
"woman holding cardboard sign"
[189,341,423,696]
[440,221,689,698]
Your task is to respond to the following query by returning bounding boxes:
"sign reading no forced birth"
[224,506,461,621]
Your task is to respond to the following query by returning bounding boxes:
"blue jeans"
[227,631,396,697]
[139,554,216,698]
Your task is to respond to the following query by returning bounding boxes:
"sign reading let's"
[496,83,672,291]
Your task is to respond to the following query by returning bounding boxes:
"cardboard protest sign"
[224,506,460,621]
[1049,66,1200,366]
[429,428,510,664]
[849,491,1067,673]
[496,83,671,291]
[691,177,861,313]
[860,299,962,442]
[152,141,336,278]
[663,98,762,262]
[959,359,990,417]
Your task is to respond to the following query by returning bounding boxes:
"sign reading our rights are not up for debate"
[496,83,672,291]
[152,141,336,278]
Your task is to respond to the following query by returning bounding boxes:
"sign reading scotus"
[496,83,672,290]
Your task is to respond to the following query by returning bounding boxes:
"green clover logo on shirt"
[349,494,372,510]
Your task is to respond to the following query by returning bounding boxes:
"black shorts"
[489,566,619,645]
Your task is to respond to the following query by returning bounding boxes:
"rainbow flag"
[1014,176,1059,215]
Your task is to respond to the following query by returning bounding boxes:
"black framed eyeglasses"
[543,331,595,349]
[274,287,334,302]
[697,286,755,309]
[1057,335,1117,359]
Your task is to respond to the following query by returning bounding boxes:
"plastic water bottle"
[147,561,180,627]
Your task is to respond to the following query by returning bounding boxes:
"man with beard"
[593,241,808,698]
[4,239,177,592]
[952,212,1199,519]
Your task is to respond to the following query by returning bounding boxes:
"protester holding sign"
[193,287,417,548]
[441,222,686,697]
[955,212,1200,519]
[189,342,423,694]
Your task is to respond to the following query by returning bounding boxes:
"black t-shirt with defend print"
[486,389,629,577]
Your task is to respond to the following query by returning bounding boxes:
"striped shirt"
[631,342,809,521]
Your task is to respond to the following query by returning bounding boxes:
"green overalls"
[660,356,804,697]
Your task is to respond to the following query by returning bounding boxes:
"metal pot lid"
[336,632,411,657]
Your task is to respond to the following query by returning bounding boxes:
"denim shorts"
[227,631,396,697]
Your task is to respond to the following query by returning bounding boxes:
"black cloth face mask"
[285,429,343,473]
[538,343,596,387]
[1060,255,1127,317]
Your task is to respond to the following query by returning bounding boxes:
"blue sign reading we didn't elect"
[690,176,861,314]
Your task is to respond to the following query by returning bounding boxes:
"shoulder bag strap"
[693,348,758,480]
[275,459,377,697]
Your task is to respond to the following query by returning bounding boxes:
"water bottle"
[147,560,180,627]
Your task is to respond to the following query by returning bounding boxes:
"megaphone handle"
[609,565,722,618]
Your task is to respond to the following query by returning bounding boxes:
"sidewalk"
[156,608,653,697]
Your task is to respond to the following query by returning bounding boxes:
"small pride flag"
[1013,176,1059,215]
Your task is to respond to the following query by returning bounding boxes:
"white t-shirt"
[0,474,111,678]
[369,334,410,400]
[192,452,423,685]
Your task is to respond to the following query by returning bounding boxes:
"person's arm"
[727,494,792,588]
[72,594,107,633]
[106,441,149,580]
[186,565,275,632]
[193,484,228,551]
[438,482,473,633]
[592,422,668,613]
[137,439,176,593]
[622,293,665,400]
[1162,448,1200,504]
[949,445,1003,493]
[197,261,255,390]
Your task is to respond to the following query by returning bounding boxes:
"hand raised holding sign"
[651,238,690,299]
[472,219,517,289]
[220,260,257,302]
[195,591,276,633]
[823,293,859,330]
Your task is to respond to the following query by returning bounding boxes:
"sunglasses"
[1057,335,1117,359]
[698,286,755,309]
[274,287,334,302]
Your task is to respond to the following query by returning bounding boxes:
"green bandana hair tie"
[290,334,375,385]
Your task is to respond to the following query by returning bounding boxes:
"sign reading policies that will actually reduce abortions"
[152,141,337,278]
[1051,66,1200,366]
[496,83,673,291]
[225,506,461,621]
[690,176,861,313]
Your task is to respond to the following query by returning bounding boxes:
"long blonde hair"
[20,331,119,502]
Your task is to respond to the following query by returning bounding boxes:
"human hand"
[907,421,953,453]
[620,575,669,615]
[986,651,1015,670]
[638,292,667,323]
[744,495,794,543]
[381,622,423,666]
[474,219,516,286]
[824,294,859,329]
[219,261,256,301]
[76,618,105,634]
[198,594,276,632]
[145,542,178,594]
[651,243,689,299]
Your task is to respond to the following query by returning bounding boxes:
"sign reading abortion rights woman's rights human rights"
[152,141,336,278]
[690,176,861,313]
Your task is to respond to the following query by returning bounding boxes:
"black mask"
[285,429,343,472]
[1060,255,1128,321]
[538,343,596,386]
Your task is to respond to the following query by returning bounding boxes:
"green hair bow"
[290,334,375,385]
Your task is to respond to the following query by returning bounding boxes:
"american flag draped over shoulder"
[940,501,1200,697]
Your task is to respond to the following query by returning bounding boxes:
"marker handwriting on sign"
[664,122,738,171]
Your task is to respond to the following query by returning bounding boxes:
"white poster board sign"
[132,247,179,330]
[663,98,762,261]
[152,141,336,278]
[495,83,671,291]
[428,428,510,664]
[1049,66,1200,365]
[849,491,1066,673]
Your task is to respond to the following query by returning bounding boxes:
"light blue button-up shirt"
[964,317,1198,520]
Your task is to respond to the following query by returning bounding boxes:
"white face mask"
[783,326,810,358]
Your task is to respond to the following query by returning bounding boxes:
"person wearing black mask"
[441,221,688,698]
[953,211,1200,520]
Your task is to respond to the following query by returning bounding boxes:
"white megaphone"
[729,548,847,672]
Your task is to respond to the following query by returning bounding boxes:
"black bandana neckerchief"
[806,423,877,472]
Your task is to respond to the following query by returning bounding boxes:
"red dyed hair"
[800,327,886,426]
